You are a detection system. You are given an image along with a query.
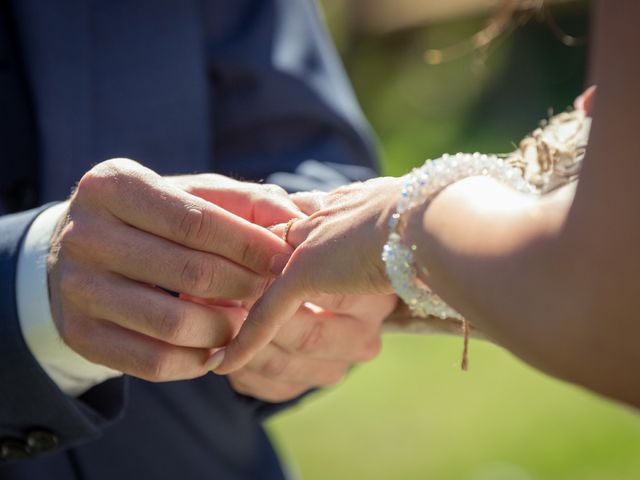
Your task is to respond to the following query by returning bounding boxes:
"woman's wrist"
[406,176,535,277]
[372,177,406,291]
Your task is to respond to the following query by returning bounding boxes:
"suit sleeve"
[203,0,379,418]
[0,207,126,463]
[205,0,379,191]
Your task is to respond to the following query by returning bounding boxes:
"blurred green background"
[267,2,640,479]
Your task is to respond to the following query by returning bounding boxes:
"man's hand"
[48,158,298,382]
[168,173,302,229]
[227,293,396,402]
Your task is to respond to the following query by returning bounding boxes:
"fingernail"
[207,349,226,372]
[270,253,290,275]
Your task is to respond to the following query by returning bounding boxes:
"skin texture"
[48,158,297,381]
[214,178,402,372]
[48,158,394,401]
[178,176,396,398]
[228,293,395,402]
[217,2,640,409]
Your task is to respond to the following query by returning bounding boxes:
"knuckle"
[180,253,217,296]
[176,206,214,246]
[296,320,324,355]
[237,239,255,269]
[57,219,94,256]
[56,315,88,352]
[95,158,141,179]
[57,219,80,248]
[153,306,190,344]
[57,266,86,302]
[260,355,290,378]
[144,351,174,382]
[76,158,135,199]
[235,236,270,274]
[262,183,288,197]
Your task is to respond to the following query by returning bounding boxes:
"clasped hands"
[48,159,396,402]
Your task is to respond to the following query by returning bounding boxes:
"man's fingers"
[272,305,381,362]
[169,175,304,227]
[58,314,214,382]
[199,185,304,228]
[213,274,303,374]
[76,220,268,300]
[228,369,311,403]
[243,343,348,386]
[67,272,246,348]
[77,159,291,275]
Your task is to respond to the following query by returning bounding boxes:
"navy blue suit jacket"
[0,1,377,478]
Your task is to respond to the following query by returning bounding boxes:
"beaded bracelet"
[382,152,535,368]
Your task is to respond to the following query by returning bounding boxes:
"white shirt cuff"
[16,202,123,397]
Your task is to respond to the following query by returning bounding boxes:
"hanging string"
[424,0,586,65]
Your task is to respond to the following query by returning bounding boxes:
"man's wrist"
[16,202,122,397]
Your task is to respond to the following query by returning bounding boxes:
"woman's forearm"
[404,176,577,357]
[403,176,640,407]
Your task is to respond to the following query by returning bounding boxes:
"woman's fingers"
[213,272,304,374]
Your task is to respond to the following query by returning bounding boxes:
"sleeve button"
[26,429,59,454]
[0,439,29,460]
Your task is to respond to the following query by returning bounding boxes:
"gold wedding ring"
[282,218,298,244]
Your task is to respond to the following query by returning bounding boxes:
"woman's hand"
[212,177,403,373]
[227,293,396,402]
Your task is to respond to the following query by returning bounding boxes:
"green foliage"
[268,337,640,479]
